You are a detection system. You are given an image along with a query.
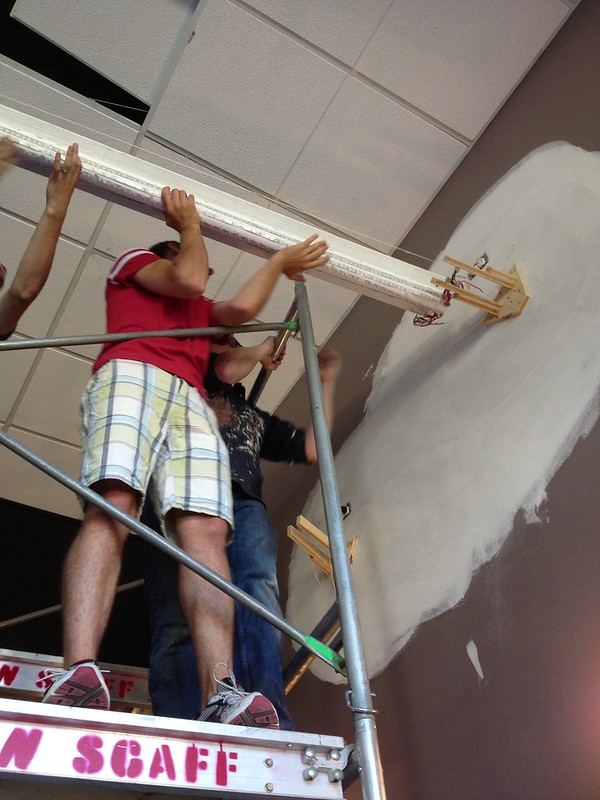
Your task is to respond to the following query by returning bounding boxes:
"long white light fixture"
[0,103,448,315]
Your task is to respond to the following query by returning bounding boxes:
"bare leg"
[62,480,138,666]
[172,511,232,705]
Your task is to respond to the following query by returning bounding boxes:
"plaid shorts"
[80,359,233,528]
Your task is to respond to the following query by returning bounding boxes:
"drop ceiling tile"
[301,273,358,342]
[11,0,197,104]
[149,0,345,193]
[356,0,570,139]
[12,349,91,446]
[0,164,109,244]
[0,213,86,338]
[278,78,466,252]
[51,252,113,360]
[243,0,392,64]
[94,203,182,260]
[0,337,37,419]
[0,57,139,147]
[140,138,272,208]
[0,428,81,518]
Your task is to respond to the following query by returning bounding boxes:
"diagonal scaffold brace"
[0,429,345,677]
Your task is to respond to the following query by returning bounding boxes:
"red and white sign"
[0,699,345,799]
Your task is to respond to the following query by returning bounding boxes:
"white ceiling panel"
[0,213,86,338]
[149,0,346,193]
[0,428,82,518]
[0,57,138,149]
[356,0,570,139]
[0,340,37,420]
[0,164,108,244]
[242,0,393,65]
[95,203,186,260]
[11,0,197,104]
[12,349,91,446]
[140,137,273,208]
[51,252,114,360]
[278,78,467,252]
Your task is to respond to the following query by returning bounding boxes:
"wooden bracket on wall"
[287,515,357,583]
[431,256,530,324]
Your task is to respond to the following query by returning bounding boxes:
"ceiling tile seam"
[230,0,472,146]
[388,12,577,260]
[47,345,95,364]
[270,68,469,255]
[0,332,94,365]
[4,423,82,452]
[142,133,399,253]
[128,0,213,154]
[388,143,470,260]
[232,0,395,69]
[0,212,95,256]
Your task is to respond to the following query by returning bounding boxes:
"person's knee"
[81,480,139,548]
[202,514,229,542]
[170,510,230,550]
[86,479,140,515]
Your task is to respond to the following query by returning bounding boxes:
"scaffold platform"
[0,694,348,799]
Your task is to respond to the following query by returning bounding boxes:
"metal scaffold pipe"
[295,281,387,800]
[0,322,297,352]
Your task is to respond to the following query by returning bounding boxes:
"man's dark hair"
[148,240,178,258]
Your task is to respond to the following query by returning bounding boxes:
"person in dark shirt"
[143,338,341,728]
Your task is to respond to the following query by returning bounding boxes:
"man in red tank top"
[43,184,329,728]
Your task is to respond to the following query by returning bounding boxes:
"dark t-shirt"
[205,357,307,501]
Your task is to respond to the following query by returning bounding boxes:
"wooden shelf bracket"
[288,516,357,584]
[431,256,530,324]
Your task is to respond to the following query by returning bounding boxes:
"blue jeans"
[142,497,293,730]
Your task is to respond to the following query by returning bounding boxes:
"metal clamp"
[345,689,378,714]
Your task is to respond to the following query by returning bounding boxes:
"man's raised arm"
[212,335,285,385]
[211,235,329,327]
[132,187,210,298]
[0,143,81,338]
[304,347,342,464]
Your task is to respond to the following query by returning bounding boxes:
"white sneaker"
[198,665,279,729]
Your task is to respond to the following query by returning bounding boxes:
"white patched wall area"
[286,142,600,682]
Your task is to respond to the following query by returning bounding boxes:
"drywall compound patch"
[466,640,485,683]
[287,142,600,683]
